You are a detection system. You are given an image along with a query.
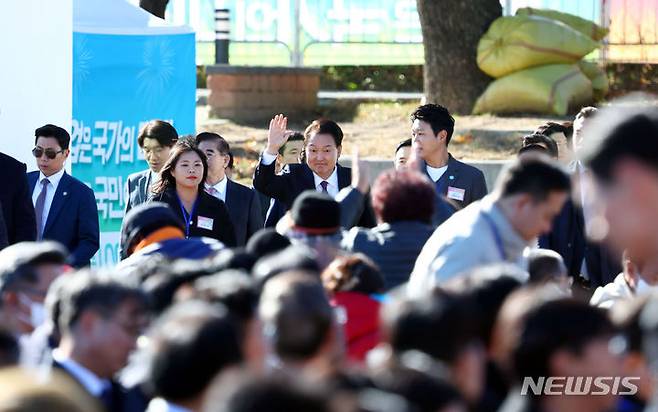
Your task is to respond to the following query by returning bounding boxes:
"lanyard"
[481,212,506,261]
[176,194,198,239]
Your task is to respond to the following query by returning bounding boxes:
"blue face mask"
[635,276,658,295]
[18,293,46,328]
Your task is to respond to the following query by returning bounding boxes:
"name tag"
[197,216,214,231]
[447,186,466,202]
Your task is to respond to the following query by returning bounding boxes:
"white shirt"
[205,177,228,202]
[31,168,66,231]
[426,165,448,182]
[52,349,110,397]
[312,167,339,198]
[261,151,340,199]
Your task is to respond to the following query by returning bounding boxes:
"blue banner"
[71,31,196,266]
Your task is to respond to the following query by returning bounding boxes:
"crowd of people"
[0,100,658,412]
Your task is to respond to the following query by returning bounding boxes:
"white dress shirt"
[52,349,110,397]
[426,164,448,182]
[312,167,339,198]
[205,177,228,202]
[31,168,66,231]
[261,151,340,199]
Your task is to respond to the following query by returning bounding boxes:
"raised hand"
[266,114,288,155]
[351,147,370,194]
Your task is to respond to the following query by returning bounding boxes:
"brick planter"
[206,65,321,121]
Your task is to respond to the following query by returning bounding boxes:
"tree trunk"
[417,0,501,114]
[140,0,169,19]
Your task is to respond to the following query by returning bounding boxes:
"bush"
[321,65,423,92]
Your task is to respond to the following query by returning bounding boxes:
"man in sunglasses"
[27,124,99,268]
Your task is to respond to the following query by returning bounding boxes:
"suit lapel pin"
[63,192,68,196]
[449,175,454,180]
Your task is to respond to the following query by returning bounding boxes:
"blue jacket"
[422,154,488,209]
[28,171,99,267]
[343,221,435,290]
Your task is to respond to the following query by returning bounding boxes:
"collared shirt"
[31,168,66,229]
[426,164,448,182]
[408,195,531,298]
[261,151,340,199]
[146,398,192,412]
[312,167,339,198]
[205,177,228,202]
[52,349,110,397]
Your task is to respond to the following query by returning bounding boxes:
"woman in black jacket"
[150,139,236,247]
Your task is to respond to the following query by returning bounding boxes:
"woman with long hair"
[150,139,236,246]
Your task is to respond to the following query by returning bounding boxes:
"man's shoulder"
[0,152,25,172]
[127,169,150,182]
[450,155,484,176]
[63,173,95,196]
[228,179,255,196]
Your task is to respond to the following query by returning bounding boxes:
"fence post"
[291,0,302,66]
[215,7,230,64]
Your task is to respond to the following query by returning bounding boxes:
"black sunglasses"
[32,147,65,159]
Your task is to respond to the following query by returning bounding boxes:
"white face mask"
[18,294,46,328]
[635,277,658,295]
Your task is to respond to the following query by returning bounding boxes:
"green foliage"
[320,65,423,92]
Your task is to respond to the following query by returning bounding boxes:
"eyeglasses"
[32,147,65,159]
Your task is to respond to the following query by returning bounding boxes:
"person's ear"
[516,194,534,212]
[78,311,100,335]
[336,145,342,159]
[437,130,448,143]
[63,149,71,160]
[2,291,19,309]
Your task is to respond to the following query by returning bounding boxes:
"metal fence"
[161,0,658,65]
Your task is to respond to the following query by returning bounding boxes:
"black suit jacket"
[224,179,263,246]
[52,360,148,412]
[28,171,100,267]
[539,162,621,287]
[421,154,488,209]
[253,159,376,228]
[0,152,36,244]
[151,188,237,247]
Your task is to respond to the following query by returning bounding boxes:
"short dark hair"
[145,300,243,403]
[522,133,559,158]
[321,254,384,295]
[443,264,525,348]
[411,104,455,145]
[513,299,615,382]
[395,138,412,154]
[210,376,331,412]
[137,120,178,148]
[535,121,573,143]
[258,272,334,361]
[58,270,148,333]
[252,246,320,288]
[496,154,571,202]
[527,249,566,284]
[304,119,343,148]
[246,228,291,259]
[34,124,70,150]
[196,132,230,155]
[371,170,436,224]
[518,144,550,157]
[383,291,478,364]
[581,106,658,184]
[194,270,258,322]
[279,131,305,155]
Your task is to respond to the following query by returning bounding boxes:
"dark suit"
[28,171,100,267]
[124,169,154,215]
[422,154,488,209]
[0,152,37,244]
[151,188,237,247]
[52,360,148,412]
[253,159,376,228]
[223,180,263,246]
[0,205,7,250]
[539,162,621,287]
